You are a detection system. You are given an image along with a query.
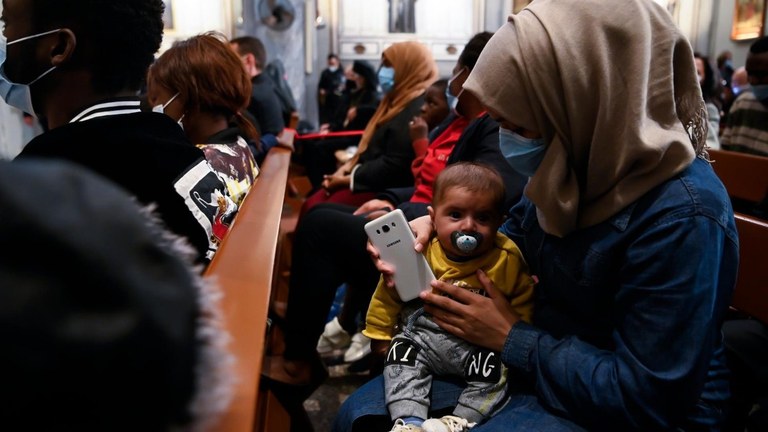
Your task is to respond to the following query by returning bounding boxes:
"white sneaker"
[422,415,476,432]
[390,418,424,431]
[316,317,351,354]
[343,331,372,363]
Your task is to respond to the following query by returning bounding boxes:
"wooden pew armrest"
[206,147,291,432]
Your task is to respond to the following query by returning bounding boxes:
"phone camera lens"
[382,225,390,233]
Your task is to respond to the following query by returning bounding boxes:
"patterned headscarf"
[465,0,707,237]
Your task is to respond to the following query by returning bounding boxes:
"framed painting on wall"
[162,0,175,33]
[731,0,766,41]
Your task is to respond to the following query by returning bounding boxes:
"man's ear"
[243,53,256,68]
[49,29,76,67]
[247,54,264,74]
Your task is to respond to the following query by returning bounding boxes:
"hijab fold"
[465,0,707,237]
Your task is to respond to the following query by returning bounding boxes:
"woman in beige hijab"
[336,0,738,430]
[301,41,439,216]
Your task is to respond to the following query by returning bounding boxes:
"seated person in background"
[315,78,450,364]
[718,50,735,90]
[146,31,260,206]
[301,41,439,216]
[366,163,535,432]
[336,0,737,430]
[694,52,723,149]
[721,66,749,128]
[0,158,232,431]
[8,0,231,264]
[731,66,749,99]
[229,36,286,161]
[355,31,525,224]
[321,60,381,133]
[721,36,768,156]
[294,60,381,189]
[318,53,346,125]
[408,78,450,176]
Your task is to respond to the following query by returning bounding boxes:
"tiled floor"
[304,353,374,432]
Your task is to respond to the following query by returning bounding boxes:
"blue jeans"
[332,375,586,431]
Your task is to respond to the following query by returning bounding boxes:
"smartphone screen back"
[364,209,435,301]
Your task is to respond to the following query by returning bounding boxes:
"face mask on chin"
[0,28,61,115]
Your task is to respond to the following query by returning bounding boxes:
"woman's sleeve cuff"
[502,321,539,372]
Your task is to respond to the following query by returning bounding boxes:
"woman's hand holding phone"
[366,214,433,289]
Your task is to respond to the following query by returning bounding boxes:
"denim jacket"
[499,157,738,431]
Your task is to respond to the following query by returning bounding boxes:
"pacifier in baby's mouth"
[450,231,483,253]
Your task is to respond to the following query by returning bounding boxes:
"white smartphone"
[364,209,435,302]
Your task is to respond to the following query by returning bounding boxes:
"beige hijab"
[464,0,707,237]
[350,41,438,163]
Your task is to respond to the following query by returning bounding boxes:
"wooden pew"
[708,149,768,204]
[206,146,292,432]
[731,213,768,325]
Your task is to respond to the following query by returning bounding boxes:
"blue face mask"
[444,85,458,114]
[378,66,395,94]
[498,127,547,177]
[445,67,466,116]
[0,28,61,115]
[750,84,768,102]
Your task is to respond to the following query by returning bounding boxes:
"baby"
[364,162,535,432]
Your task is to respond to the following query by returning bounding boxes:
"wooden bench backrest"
[708,149,768,203]
[205,147,291,432]
[731,213,768,325]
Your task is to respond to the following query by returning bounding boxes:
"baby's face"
[430,187,502,259]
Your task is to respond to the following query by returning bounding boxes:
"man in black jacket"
[230,35,286,159]
[5,0,234,263]
[318,53,345,124]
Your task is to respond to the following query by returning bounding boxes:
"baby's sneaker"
[316,317,351,354]
[343,331,372,363]
[422,415,476,432]
[389,418,425,431]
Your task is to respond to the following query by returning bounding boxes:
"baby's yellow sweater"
[364,232,535,340]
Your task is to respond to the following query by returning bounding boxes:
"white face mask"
[0,28,61,115]
[152,92,185,129]
[152,92,179,113]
